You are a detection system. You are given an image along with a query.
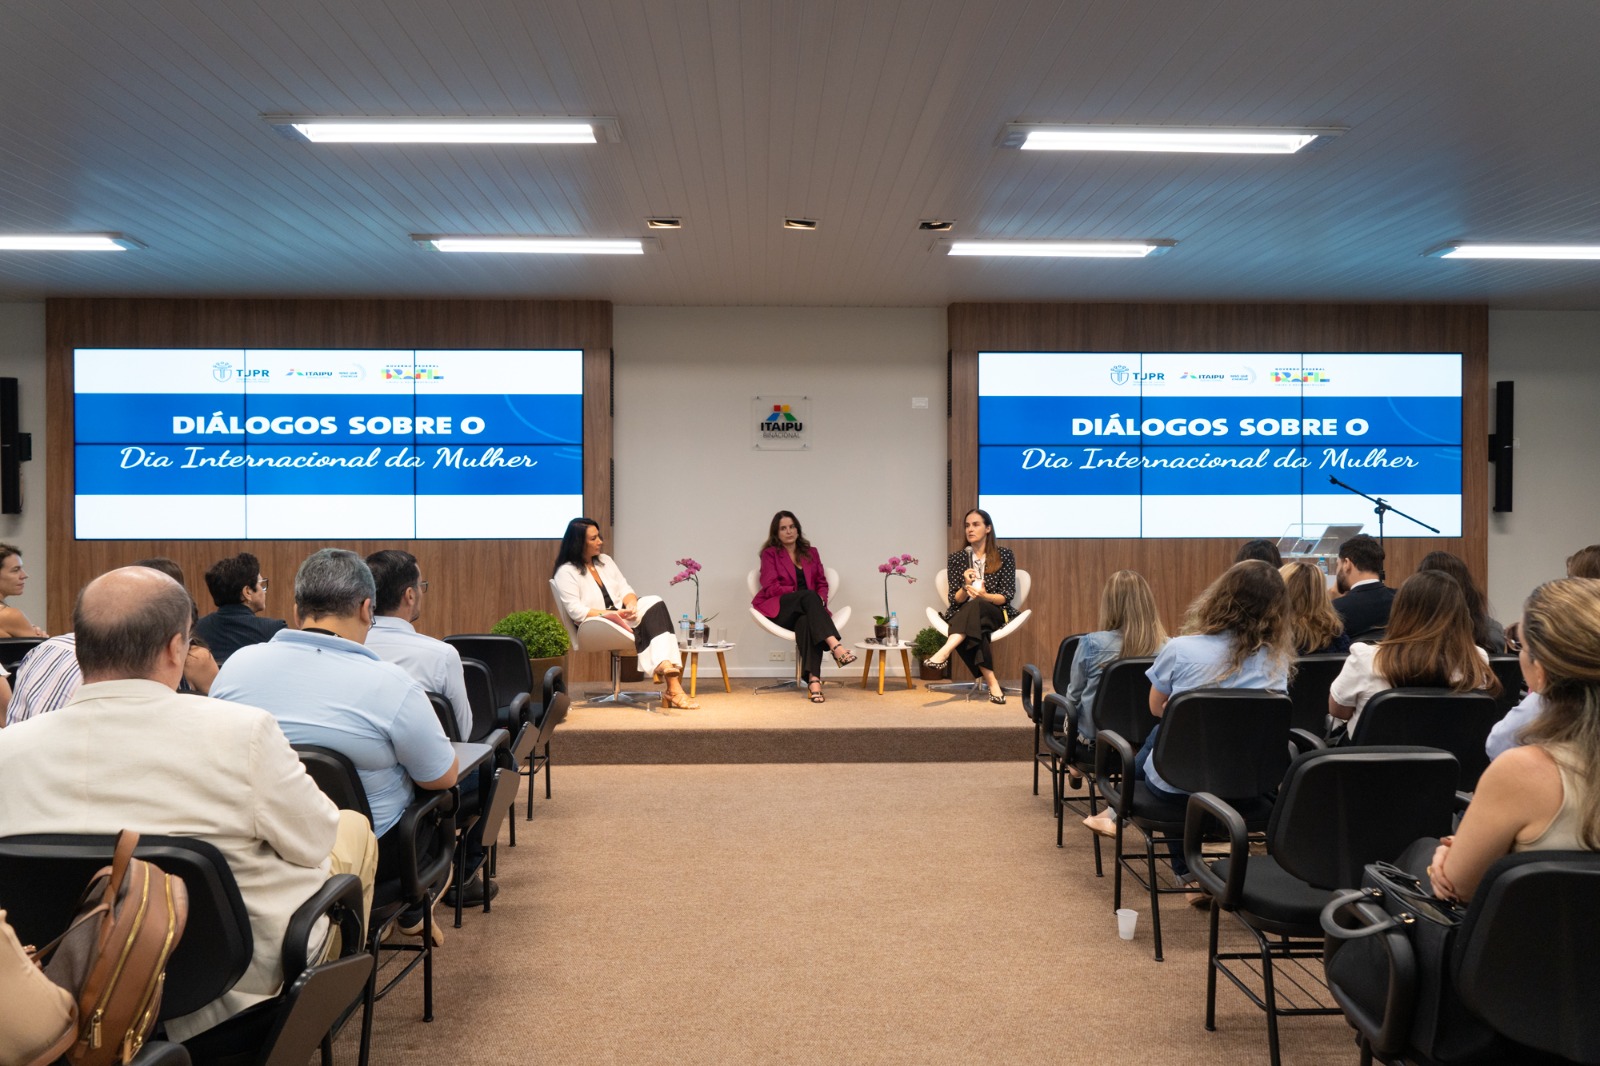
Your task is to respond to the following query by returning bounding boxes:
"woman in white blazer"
[551,517,697,709]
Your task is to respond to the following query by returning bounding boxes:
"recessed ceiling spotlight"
[413,235,648,254]
[918,220,955,232]
[782,218,818,231]
[1427,242,1600,260]
[268,115,622,144]
[645,218,682,230]
[0,233,141,251]
[945,239,1175,258]
[998,124,1342,154]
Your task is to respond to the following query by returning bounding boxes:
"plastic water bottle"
[887,611,899,647]
[678,613,692,644]
[692,614,706,647]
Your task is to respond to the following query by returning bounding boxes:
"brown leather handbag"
[30,831,189,1066]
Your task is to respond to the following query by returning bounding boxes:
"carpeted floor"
[343,762,1357,1065]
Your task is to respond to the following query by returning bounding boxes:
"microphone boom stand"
[1326,475,1440,559]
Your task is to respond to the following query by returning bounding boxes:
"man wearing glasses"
[196,551,288,664]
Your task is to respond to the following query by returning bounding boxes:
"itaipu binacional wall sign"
[751,395,810,450]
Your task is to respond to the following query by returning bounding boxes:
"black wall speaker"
[0,377,29,515]
[1488,380,1514,513]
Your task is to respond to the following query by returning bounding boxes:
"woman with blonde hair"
[1329,570,1499,736]
[1279,560,1350,656]
[1429,577,1600,901]
[1062,570,1167,749]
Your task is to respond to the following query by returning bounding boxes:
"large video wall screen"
[74,348,583,539]
[978,352,1463,539]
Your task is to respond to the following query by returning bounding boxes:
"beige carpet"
[343,762,1357,1065]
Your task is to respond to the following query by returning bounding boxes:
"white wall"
[613,307,948,676]
[0,301,48,627]
[1485,310,1600,618]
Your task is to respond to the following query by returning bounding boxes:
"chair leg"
[1262,933,1282,1066]
[1147,834,1164,962]
[525,753,535,821]
[421,903,434,1023]
[1032,723,1041,795]
[1112,821,1124,912]
[1090,787,1104,877]
[544,741,552,799]
[358,949,378,1066]
[1055,770,1065,848]
[452,846,465,929]
[1205,899,1221,1031]
[321,1033,334,1066]
[507,808,517,847]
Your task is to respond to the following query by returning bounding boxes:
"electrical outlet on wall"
[769,650,788,661]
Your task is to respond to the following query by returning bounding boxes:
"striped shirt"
[6,634,82,726]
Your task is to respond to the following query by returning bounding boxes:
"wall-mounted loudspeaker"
[1488,380,1513,513]
[1,377,33,514]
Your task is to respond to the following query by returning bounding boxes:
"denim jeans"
[1133,725,1191,881]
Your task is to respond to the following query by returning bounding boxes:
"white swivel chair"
[746,568,852,693]
[923,567,1033,699]
[548,579,660,708]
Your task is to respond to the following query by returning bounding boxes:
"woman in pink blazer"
[753,511,856,702]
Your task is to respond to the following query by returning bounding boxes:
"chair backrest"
[1268,746,1459,889]
[444,634,534,709]
[933,568,950,608]
[1487,655,1524,714]
[0,833,253,1020]
[459,657,500,741]
[1013,569,1031,610]
[1454,850,1600,1064]
[1287,653,1348,735]
[1051,635,1083,695]
[292,744,373,821]
[425,691,462,742]
[1020,664,1044,726]
[0,635,43,673]
[1153,688,1292,798]
[1090,657,1158,749]
[1350,688,1500,790]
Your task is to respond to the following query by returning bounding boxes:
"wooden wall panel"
[45,298,616,679]
[948,303,1490,680]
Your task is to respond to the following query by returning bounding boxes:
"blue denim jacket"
[1062,629,1123,742]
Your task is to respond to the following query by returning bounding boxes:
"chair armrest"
[1454,790,1473,812]
[500,691,533,732]
[1094,730,1134,819]
[282,873,366,980]
[477,727,513,770]
[1320,891,1419,1057]
[1184,793,1249,909]
[1289,727,1327,755]
[397,790,457,902]
[1041,693,1070,737]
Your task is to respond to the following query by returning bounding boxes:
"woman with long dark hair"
[550,517,696,709]
[1416,550,1506,653]
[923,508,1016,704]
[1328,569,1499,735]
[751,510,855,703]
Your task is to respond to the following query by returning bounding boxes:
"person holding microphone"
[922,508,1016,704]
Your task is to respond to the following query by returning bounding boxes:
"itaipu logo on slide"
[760,404,803,433]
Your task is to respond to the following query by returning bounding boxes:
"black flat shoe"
[989,690,1006,704]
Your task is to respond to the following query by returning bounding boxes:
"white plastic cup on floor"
[1116,908,1138,940]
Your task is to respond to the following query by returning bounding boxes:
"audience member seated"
[1486,547,1600,760]
[1127,560,1293,897]
[1328,570,1500,738]
[0,542,46,638]
[363,550,471,739]
[1235,538,1283,567]
[1417,550,1507,653]
[0,565,376,1040]
[133,556,219,694]
[211,548,458,940]
[196,552,287,664]
[552,516,698,709]
[1280,560,1351,656]
[1429,577,1600,901]
[1330,533,1394,641]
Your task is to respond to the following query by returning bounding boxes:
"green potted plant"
[491,609,571,682]
[912,625,947,680]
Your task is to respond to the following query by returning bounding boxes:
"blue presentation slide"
[977,352,1463,539]
[73,348,584,539]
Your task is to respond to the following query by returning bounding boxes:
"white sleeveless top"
[1516,743,1592,853]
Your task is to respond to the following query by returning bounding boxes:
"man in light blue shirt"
[212,549,458,880]
[363,550,472,740]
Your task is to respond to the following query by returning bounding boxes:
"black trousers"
[631,599,675,655]
[773,589,840,681]
[947,598,1004,676]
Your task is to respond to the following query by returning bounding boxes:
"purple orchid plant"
[874,553,919,625]
[668,557,714,620]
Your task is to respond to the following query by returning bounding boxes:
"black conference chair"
[1183,747,1459,1066]
[1020,664,1051,798]
[293,745,454,1060]
[1098,688,1292,961]
[1045,657,1157,866]
[1323,850,1600,1066]
[443,635,535,732]
[425,691,463,743]
[0,635,43,674]
[0,834,368,1066]
[1287,653,1348,737]
[473,766,522,912]
[1487,654,1524,715]
[1348,688,1500,792]
[1033,636,1081,798]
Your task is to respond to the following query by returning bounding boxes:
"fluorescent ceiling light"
[0,234,138,251]
[1000,124,1341,154]
[268,115,621,144]
[946,240,1173,258]
[1431,243,1600,260]
[415,236,646,255]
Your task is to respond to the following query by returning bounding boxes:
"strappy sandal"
[661,690,698,710]
[830,646,856,667]
[807,679,826,703]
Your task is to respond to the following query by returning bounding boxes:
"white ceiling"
[2,0,1598,308]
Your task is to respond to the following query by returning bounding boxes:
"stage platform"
[554,677,1034,765]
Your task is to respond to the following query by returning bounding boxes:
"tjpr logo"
[1109,365,1131,386]
[1110,365,1164,385]
[213,361,266,382]
[759,404,803,434]
[212,361,234,383]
